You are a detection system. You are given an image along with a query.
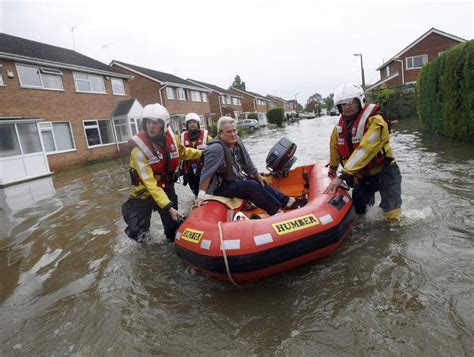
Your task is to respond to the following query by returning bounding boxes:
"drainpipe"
[394,59,405,86]
[218,94,223,117]
[159,82,169,105]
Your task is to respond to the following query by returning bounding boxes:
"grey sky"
[1,0,472,104]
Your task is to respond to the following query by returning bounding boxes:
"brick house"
[187,78,243,122]
[305,99,319,113]
[266,95,297,114]
[0,33,133,186]
[229,87,270,125]
[110,61,211,132]
[369,28,466,90]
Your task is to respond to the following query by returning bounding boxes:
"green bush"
[417,40,474,142]
[208,122,218,137]
[367,84,417,120]
[247,112,258,120]
[267,107,285,126]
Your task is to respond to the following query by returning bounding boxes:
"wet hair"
[217,116,237,133]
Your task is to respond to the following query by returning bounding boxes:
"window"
[17,123,42,154]
[0,124,21,157]
[111,78,125,95]
[177,87,187,100]
[0,72,4,86]
[16,64,64,90]
[232,97,241,105]
[438,51,446,57]
[191,90,201,102]
[201,92,208,102]
[39,122,75,153]
[73,72,106,93]
[83,120,115,147]
[166,87,175,100]
[406,55,428,69]
[257,99,266,106]
[113,118,131,143]
[385,67,390,77]
[130,118,142,136]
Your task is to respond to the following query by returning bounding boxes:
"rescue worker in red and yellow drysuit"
[180,113,212,197]
[121,103,202,242]
[324,83,402,220]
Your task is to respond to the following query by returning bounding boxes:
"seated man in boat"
[324,83,402,221]
[194,116,305,215]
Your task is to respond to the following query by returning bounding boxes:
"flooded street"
[1,116,473,355]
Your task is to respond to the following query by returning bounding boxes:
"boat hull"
[175,161,355,282]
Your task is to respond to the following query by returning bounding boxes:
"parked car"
[329,107,339,116]
[237,119,260,130]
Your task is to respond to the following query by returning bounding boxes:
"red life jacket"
[130,127,180,185]
[180,129,208,172]
[336,103,385,170]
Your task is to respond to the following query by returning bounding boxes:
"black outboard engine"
[266,137,297,177]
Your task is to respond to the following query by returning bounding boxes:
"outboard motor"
[266,137,297,177]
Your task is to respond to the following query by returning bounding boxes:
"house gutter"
[218,95,223,117]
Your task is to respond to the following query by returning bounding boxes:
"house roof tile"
[112,60,206,90]
[0,32,127,77]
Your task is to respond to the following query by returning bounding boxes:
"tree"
[307,93,323,103]
[232,75,246,90]
[323,93,334,109]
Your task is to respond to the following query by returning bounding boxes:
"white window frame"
[0,72,3,86]
[166,87,175,100]
[129,117,142,136]
[201,92,208,102]
[16,63,64,91]
[191,90,201,102]
[406,54,428,70]
[385,66,390,77]
[83,119,115,148]
[177,87,187,101]
[73,72,106,94]
[111,78,126,96]
[39,121,76,155]
[113,118,132,143]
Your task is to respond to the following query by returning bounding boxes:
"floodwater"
[1,117,473,356]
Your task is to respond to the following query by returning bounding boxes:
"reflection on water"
[0,117,473,355]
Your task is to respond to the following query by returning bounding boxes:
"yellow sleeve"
[175,134,202,161]
[130,147,172,209]
[329,126,340,168]
[341,114,390,176]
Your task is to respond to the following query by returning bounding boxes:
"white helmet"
[185,112,201,125]
[334,83,366,107]
[140,103,170,128]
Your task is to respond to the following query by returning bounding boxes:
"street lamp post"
[353,53,365,88]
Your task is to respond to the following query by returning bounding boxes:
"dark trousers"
[352,161,402,215]
[214,178,289,215]
[184,170,201,197]
[121,186,179,242]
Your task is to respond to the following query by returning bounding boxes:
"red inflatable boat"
[175,153,355,283]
